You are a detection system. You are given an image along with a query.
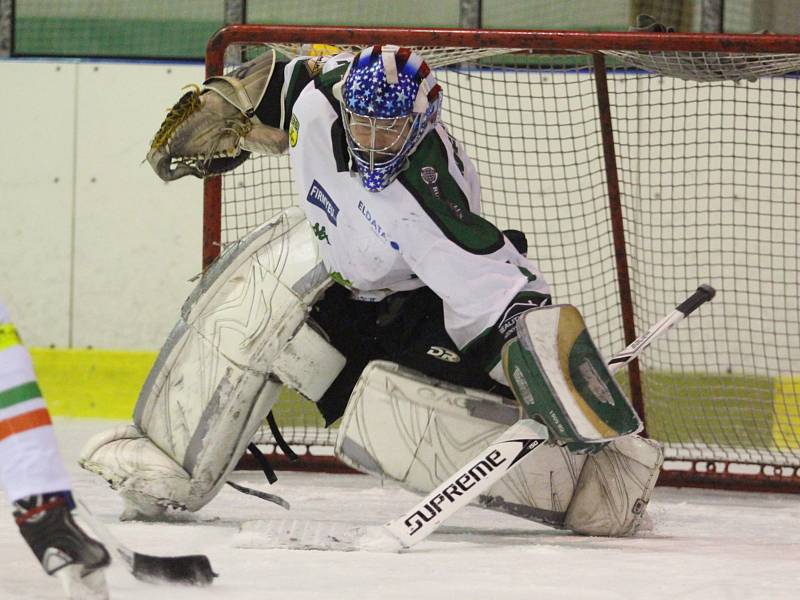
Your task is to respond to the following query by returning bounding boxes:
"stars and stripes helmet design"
[339,45,442,192]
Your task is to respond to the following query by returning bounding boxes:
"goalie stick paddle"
[238,419,548,553]
[244,284,715,552]
[77,501,217,586]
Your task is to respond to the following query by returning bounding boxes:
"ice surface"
[1,418,798,599]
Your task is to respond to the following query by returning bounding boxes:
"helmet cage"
[337,45,442,192]
[342,110,424,185]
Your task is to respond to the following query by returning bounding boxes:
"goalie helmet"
[338,45,442,192]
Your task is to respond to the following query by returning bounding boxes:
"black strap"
[240,411,297,489]
[246,442,278,484]
[225,481,290,510]
[266,412,299,462]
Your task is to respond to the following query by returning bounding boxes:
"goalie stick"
[247,284,716,552]
[77,501,217,586]
[606,284,715,369]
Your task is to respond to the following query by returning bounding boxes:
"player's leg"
[310,285,505,425]
[0,300,109,598]
[80,208,346,518]
[310,284,385,425]
[336,360,662,536]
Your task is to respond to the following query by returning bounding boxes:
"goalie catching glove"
[147,49,289,181]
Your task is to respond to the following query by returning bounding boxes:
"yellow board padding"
[29,348,157,419]
[772,376,800,451]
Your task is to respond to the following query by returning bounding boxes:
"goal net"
[205,25,800,491]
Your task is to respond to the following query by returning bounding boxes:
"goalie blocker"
[503,304,643,449]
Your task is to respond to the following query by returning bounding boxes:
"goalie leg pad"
[79,424,189,519]
[335,361,587,529]
[502,304,642,445]
[81,209,342,515]
[564,434,664,537]
[336,361,661,536]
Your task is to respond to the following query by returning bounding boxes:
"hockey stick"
[606,284,716,371]
[77,501,217,585]
[249,284,716,552]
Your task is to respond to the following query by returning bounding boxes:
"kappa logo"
[426,346,461,363]
[307,180,339,225]
[312,222,330,244]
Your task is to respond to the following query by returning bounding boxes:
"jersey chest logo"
[306,180,339,225]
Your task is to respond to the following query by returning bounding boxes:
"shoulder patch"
[400,133,504,255]
[289,114,299,147]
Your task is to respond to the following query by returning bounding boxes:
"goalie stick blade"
[235,519,403,553]
[237,422,549,553]
[384,419,548,548]
[131,553,217,586]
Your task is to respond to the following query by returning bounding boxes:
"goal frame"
[204,24,800,493]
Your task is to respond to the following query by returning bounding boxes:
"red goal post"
[204,25,800,493]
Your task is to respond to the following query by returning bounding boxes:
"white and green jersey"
[274,57,551,380]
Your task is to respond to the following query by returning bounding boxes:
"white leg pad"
[80,208,341,517]
[79,424,189,519]
[337,361,662,535]
[335,361,587,529]
[564,434,664,536]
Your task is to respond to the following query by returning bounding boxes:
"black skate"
[14,491,110,598]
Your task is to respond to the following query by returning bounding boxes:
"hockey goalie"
[80,45,663,538]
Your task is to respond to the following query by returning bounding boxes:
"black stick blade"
[131,552,217,586]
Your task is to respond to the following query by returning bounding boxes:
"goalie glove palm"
[147,49,289,181]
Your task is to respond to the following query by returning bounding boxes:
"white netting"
[605,50,800,81]
[216,38,800,482]
[269,43,521,67]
